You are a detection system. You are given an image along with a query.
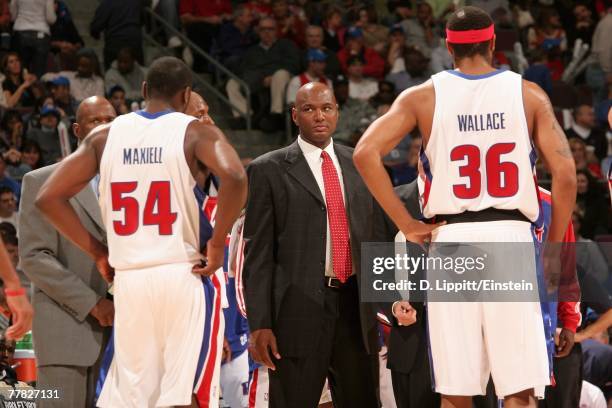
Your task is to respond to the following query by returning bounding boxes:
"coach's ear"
[141,81,148,101]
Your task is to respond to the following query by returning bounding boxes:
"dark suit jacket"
[242,140,379,357]
[376,180,429,374]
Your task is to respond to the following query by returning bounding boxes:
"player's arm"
[191,122,247,272]
[354,85,443,244]
[0,240,32,340]
[34,128,109,268]
[526,81,577,242]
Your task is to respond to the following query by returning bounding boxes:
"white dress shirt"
[297,135,351,277]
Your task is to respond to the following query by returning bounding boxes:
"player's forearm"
[548,170,577,242]
[354,147,417,232]
[209,175,247,247]
[0,242,21,290]
[35,198,106,260]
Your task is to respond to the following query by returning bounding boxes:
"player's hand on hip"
[402,219,445,246]
[5,294,33,340]
[392,301,417,326]
[249,329,281,371]
[193,241,224,277]
[90,298,114,327]
[222,337,232,363]
[555,328,575,357]
[95,251,115,283]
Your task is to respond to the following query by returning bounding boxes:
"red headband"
[446,24,494,44]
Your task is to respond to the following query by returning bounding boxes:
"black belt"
[324,275,355,289]
[435,209,530,225]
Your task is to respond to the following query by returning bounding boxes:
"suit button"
[319,261,324,266]
[321,206,325,211]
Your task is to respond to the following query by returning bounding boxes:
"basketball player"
[35,57,248,407]
[354,6,577,408]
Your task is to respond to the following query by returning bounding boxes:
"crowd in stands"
[0,0,606,403]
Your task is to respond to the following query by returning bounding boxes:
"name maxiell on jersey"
[123,147,163,165]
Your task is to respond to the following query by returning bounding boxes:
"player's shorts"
[97,263,224,408]
[427,221,550,399]
[220,350,249,408]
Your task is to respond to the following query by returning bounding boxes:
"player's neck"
[144,100,176,114]
[454,57,497,76]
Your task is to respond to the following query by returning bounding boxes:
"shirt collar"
[571,123,591,139]
[297,135,334,159]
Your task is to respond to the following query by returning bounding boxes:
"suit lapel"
[284,141,325,205]
[73,183,104,231]
[334,144,360,206]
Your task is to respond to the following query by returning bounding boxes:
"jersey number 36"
[110,181,177,236]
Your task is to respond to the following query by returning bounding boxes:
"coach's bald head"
[73,96,116,141]
[292,82,338,149]
[185,91,215,126]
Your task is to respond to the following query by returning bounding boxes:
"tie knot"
[320,150,330,161]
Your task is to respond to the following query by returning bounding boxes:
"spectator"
[49,76,76,118]
[386,0,414,25]
[391,134,421,186]
[572,212,609,285]
[386,24,408,75]
[43,49,105,103]
[154,0,182,49]
[108,85,128,115]
[0,156,19,201]
[6,140,42,181]
[570,137,603,179]
[212,5,257,74]
[575,169,609,238]
[466,0,512,26]
[568,2,596,47]
[369,80,396,111]
[286,49,332,105]
[0,0,9,38]
[1,233,29,293]
[399,2,441,58]
[322,6,345,52]
[244,0,272,21]
[302,25,342,80]
[0,187,16,230]
[104,47,146,101]
[586,6,611,105]
[180,0,231,72]
[528,8,568,51]
[25,106,61,165]
[333,75,376,144]
[566,104,608,161]
[386,47,430,93]
[271,0,306,48]
[90,0,144,70]
[354,6,389,55]
[0,110,24,151]
[10,0,56,77]
[50,0,83,71]
[523,49,553,95]
[347,55,378,101]
[225,17,300,129]
[1,52,37,109]
[337,26,385,80]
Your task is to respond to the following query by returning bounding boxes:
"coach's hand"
[555,328,575,357]
[90,298,114,327]
[193,241,224,277]
[95,251,114,283]
[402,219,445,246]
[392,301,417,326]
[249,329,281,371]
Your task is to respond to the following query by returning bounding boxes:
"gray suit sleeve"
[18,172,100,322]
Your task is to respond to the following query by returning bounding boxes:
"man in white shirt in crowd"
[286,49,333,105]
[347,55,378,102]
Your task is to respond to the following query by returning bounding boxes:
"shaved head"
[185,91,214,126]
[73,96,116,141]
[292,82,338,148]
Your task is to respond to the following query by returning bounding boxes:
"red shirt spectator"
[179,0,231,18]
[337,26,385,80]
[271,0,305,48]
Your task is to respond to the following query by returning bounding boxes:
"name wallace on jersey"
[123,147,163,165]
[457,112,506,132]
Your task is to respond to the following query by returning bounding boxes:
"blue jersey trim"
[135,109,174,119]
[445,69,507,80]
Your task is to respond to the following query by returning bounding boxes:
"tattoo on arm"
[544,100,573,159]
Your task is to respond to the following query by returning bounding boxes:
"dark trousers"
[185,22,219,72]
[13,30,50,77]
[390,353,439,408]
[539,343,582,408]
[268,277,379,408]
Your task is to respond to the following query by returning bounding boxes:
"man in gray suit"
[18,96,117,407]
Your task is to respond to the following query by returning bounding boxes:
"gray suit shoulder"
[23,164,59,183]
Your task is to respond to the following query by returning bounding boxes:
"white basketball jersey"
[99,110,201,270]
[419,69,540,222]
